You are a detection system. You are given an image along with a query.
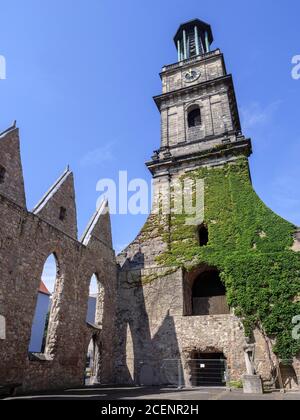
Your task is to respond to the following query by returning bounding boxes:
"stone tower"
[115,19,299,389]
[148,18,251,183]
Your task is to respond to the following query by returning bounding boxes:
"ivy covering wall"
[154,158,300,360]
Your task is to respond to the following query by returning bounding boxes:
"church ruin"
[0,124,117,392]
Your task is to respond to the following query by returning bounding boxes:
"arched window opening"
[198,224,208,247]
[188,107,201,128]
[191,269,229,316]
[29,254,58,354]
[85,336,101,385]
[0,165,6,184]
[86,274,104,326]
[126,323,135,383]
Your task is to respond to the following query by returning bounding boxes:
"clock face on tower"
[184,69,200,83]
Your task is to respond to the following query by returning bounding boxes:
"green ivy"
[154,158,300,360]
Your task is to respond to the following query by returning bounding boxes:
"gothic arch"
[85,332,102,385]
[29,252,60,356]
[86,273,105,327]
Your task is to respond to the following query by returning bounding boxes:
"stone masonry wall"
[115,260,291,387]
[0,126,117,393]
[115,265,249,386]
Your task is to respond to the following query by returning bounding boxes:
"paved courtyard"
[3,386,300,401]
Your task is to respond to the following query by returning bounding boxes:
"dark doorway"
[190,353,227,387]
[192,269,229,316]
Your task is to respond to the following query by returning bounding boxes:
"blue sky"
[0,0,299,261]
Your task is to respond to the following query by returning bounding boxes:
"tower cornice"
[146,137,252,176]
[160,49,225,77]
[154,74,233,110]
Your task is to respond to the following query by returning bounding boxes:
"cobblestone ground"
[3,387,300,400]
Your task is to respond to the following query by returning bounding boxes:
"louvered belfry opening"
[174,19,213,62]
[186,27,204,58]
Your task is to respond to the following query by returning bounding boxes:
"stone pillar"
[177,40,181,62]
[205,31,210,53]
[183,30,187,60]
[242,341,264,394]
[194,26,200,56]
[242,375,263,394]
[244,343,255,376]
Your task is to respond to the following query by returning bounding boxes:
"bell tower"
[174,18,213,61]
[147,19,251,176]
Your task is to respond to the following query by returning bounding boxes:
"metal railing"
[160,358,228,388]
[114,358,229,388]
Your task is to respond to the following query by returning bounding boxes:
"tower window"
[0,165,6,184]
[188,108,201,128]
[198,224,208,247]
[59,207,67,221]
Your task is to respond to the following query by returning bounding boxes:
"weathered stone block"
[242,375,264,394]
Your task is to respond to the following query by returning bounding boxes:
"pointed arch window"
[86,274,104,326]
[0,165,6,184]
[191,269,229,316]
[29,254,58,355]
[59,206,67,221]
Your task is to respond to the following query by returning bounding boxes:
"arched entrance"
[184,267,229,316]
[85,335,101,385]
[85,273,105,385]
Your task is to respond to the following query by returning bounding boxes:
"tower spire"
[174,19,213,62]
[147,18,251,176]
